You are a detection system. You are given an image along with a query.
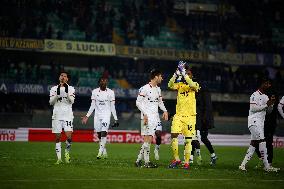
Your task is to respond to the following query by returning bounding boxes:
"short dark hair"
[258,76,271,86]
[59,71,71,80]
[149,69,162,80]
[98,76,108,84]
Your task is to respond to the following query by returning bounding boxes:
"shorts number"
[187,125,192,131]
[66,121,72,127]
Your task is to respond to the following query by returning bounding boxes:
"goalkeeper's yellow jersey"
[168,75,200,116]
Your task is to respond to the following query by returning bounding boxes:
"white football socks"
[241,145,255,167]
[98,137,107,156]
[55,142,61,160]
[143,142,150,164]
[259,142,269,168]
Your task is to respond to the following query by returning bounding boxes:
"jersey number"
[66,121,72,127]
[187,125,192,131]
[180,91,189,97]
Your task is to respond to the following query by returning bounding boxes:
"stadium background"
[1,1,284,189]
[0,0,284,142]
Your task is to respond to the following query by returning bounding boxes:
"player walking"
[239,78,279,172]
[49,71,75,164]
[81,77,119,159]
[135,69,168,168]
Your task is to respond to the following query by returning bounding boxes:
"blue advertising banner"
[0,83,139,98]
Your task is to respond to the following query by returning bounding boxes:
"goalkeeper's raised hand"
[174,69,181,78]
[177,61,186,76]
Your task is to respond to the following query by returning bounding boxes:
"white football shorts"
[52,120,73,133]
[94,116,110,132]
[140,115,162,136]
[249,125,264,140]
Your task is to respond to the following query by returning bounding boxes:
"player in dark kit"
[195,82,217,165]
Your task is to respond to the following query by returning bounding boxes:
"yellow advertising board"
[116,45,209,61]
[44,39,115,56]
[0,37,44,50]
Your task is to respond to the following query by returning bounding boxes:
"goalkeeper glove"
[112,120,119,128]
[174,69,181,78]
[177,61,186,76]
[63,83,68,93]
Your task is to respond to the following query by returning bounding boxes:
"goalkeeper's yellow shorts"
[171,115,196,137]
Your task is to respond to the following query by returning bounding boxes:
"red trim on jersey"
[257,89,263,95]
[139,94,145,97]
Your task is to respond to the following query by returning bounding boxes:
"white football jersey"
[86,88,117,119]
[248,90,269,126]
[136,83,167,117]
[50,85,75,121]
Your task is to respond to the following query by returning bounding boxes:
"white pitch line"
[1,178,284,182]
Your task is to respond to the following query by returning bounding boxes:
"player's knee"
[192,140,199,148]
[171,133,179,138]
[250,140,259,147]
[155,130,161,137]
[201,136,208,143]
[97,132,101,139]
[156,135,161,145]
[185,137,192,145]
[101,131,107,137]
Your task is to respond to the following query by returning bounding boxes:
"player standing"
[81,77,119,159]
[278,95,284,118]
[239,78,279,172]
[195,82,217,165]
[168,61,200,170]
[135,69,168,168]
[49,71,75,164]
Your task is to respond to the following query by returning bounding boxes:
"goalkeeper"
[168,61,200,170]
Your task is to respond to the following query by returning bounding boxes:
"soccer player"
[49,71,75,164]
[135,69,168,168]
[278,95,284,119]
[196,83,217,165]
[168,61,200,170]
[81,77,119,159]
[255,89,280,170]
[239,78,279,172]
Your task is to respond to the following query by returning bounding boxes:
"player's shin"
[259,142,270,168]
[184,138,192,163]
[241,145,255,167]
[55,142,61,160]
[65,138,72,153]
[143,142,151,163]
[98,137,107,158]
[171,138,180,161]
[137,143,145,162]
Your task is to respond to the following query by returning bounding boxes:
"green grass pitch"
[0,142,283,189]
